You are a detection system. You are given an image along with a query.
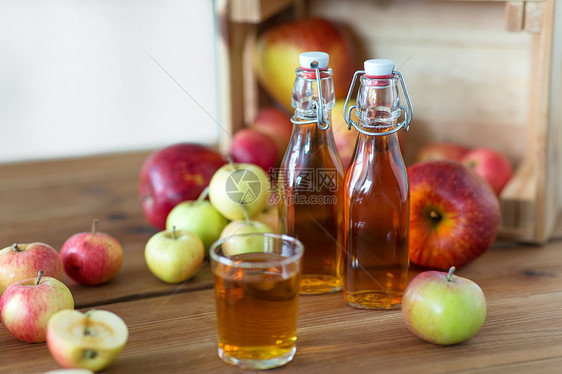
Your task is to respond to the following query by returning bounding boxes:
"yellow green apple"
[208,163,270,221]
[145,227,205,284]
[401,267,487,345]
[166,199,228,256]
[220,219,274,257]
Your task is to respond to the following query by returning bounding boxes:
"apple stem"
[172,226,177,240]
[11,243,23,252]
[447,266,456,282]
[242,206,250,223]
[227,156,236,169]
[197,186,210,203]
[91,218,99,235]
[36,270,44,285]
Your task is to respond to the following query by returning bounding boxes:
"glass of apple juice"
[210,233,304,370]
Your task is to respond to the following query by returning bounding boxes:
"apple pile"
[143,160,276,283]
[416,142,513,195]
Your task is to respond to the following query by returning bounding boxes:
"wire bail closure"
[290,61,330,130]
[343,70,413,136]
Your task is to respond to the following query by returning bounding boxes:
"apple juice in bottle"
[277,52,345,295]
[342,59,413,309]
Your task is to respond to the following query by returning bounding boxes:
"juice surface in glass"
[210,234,303,370]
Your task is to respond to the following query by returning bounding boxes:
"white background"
[0,0,218,164]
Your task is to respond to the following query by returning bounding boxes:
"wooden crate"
[214,0,562,244]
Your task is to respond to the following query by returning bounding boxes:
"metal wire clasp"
[290,61,330,130]
[343,70,413,136]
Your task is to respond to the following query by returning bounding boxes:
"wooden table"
[1,151,562,373]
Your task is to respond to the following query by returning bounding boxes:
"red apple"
[253,18,357,111]
[416,143,470,163]
[0,242,63,295]
[401,267,487,345]
[230,128,278,173]
[139,143,226,229]
[0,271,74,343]
[408,160,500,270]
[251,106,293,163]
[461,148,512,195]
[60,219,123,286]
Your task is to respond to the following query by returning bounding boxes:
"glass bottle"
[277,51,345,295]
[342,59,413,309]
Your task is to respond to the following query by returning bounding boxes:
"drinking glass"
[210,233,304,370]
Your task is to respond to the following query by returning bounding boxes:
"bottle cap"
[299,51,329,69]
[364,59,395,76]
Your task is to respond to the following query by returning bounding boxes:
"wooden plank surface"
[1,151,562,373]
[0,152,213,308]
[2,241,562,373]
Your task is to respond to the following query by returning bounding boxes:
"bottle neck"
[292,67,335,121]
[290,113,334,144]
[355,75,400,134]
[355,130,400,154]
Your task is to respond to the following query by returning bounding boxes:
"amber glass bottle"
[343,59,412,309]
[278,52,344,295]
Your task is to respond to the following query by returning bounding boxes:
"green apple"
[144,227,205,284]
[208,163,270,221]
[401,267,487,345]
[166,200,228,256]
[220,219,274,257]
[0,271,74,343]
[46,309,128,372]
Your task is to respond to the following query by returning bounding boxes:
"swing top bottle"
[277,51,345,295]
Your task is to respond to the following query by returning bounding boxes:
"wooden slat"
[505,1,525,31]
[524,1,544,33]
[529,0,557,242]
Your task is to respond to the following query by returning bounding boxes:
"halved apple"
[43,369,94,374]
[46,309,128,372]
